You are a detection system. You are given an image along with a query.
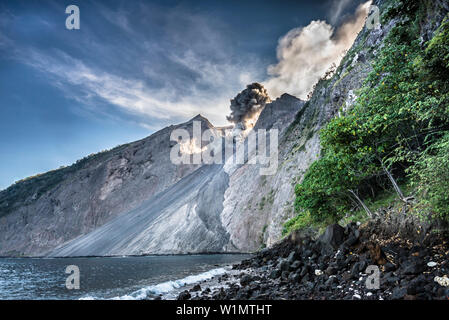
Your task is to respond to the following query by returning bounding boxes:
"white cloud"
[3,1,371,129]
[264,1,371,100]
[1,4,264,129]
[22,48,256,127]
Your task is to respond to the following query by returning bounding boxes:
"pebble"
[427,261,438,267]
[434,275,449,287]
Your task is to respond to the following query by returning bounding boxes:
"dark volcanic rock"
[403,258,425,275]
[190,284,202,292]
[384,262,396,272]
[391,287,407,300]
[325,265,337,276]
[290,260,302,271]
[288,272,301,283]
[300,265,310,277]
[320,224,346,249]
[178,290,191,300]
[270,269,281,279]
[240,275,253,286]
[287,250,300,264]
[351,262,363,279]
[278,259,290,271]
[407,277,426,295]
[281,271,290,280]
[342,272,352,282]
[199,221,447,301]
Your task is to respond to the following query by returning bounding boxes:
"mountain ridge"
[0,93,304,256]
[3,0,447,258]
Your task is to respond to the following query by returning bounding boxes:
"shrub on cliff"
[294,5,449,224]
[409,133,449,221]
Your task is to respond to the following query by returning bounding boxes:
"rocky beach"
[177,219,449,300]
[1,0,449,307]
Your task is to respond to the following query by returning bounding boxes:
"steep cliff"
[0,116,214,256]
[0,92,304,256]
[2,0,446,257]
[221,3,387,250]
[47,93,303,256]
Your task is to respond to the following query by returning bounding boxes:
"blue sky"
[0,0,366,190]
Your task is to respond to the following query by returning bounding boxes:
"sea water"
[0,254,249,300]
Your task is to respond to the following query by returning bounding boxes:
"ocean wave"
[79,267,228,300]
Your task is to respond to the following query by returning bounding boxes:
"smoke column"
[226,82,271,129]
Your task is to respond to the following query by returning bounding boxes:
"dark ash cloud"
[226,83,271,128]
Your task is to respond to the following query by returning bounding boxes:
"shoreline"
[176,222,449,300]
[0,252,252,260]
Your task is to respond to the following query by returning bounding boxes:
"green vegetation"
[259,224,268,249]
[267,189,275,205]
[409,133,449,221]
[292,1,449,227]
[259,197,266,210]
[282,211,314,236]
[340,187,408,225]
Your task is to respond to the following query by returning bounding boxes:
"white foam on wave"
[79,267,229,300]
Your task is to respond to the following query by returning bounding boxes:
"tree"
[294,9,449,224]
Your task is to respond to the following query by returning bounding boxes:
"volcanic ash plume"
[264,1,371,100]
[226,83,271,130]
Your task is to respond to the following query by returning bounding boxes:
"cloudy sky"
[0,0,368,190]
